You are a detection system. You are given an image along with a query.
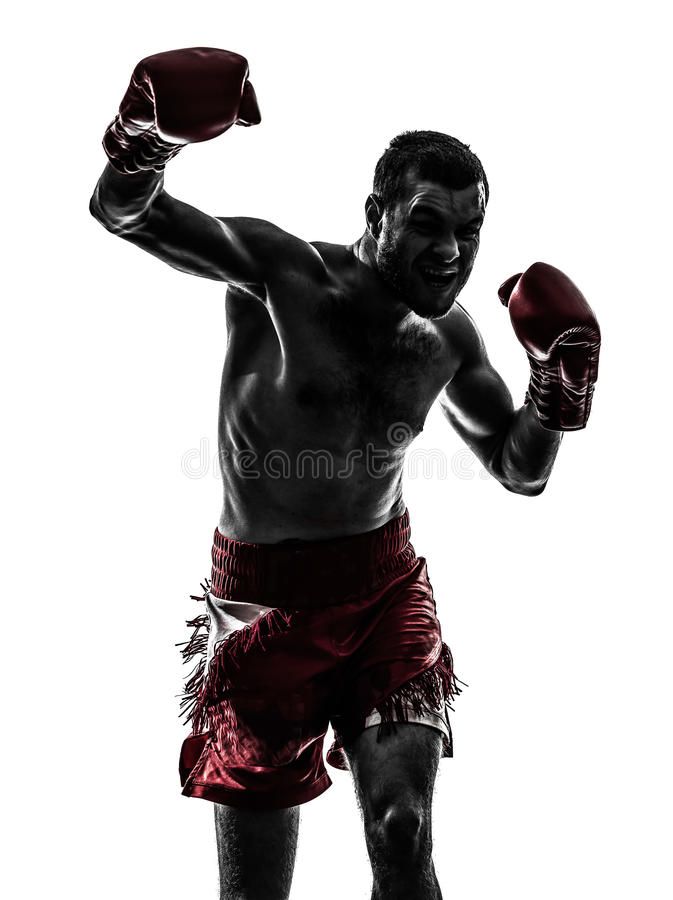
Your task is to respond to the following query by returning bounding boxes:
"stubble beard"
[377,235,466,320]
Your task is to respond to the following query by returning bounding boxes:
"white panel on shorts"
[363,704,452,746]
[204,592,275,667]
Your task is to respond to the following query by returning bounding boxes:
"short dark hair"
[373,130,489,210]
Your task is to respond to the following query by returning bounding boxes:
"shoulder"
[439,301,488,366]
[308,241,359,279]
[216,216,329,280]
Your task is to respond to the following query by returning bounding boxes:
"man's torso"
[218,240,471,541]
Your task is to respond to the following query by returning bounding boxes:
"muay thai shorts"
[177,509,464,809]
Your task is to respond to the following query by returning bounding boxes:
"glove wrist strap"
[526,356,593,431]
[103,116,184,175]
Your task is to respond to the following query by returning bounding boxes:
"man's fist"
[498,262,601,431]
[103,47,261,175]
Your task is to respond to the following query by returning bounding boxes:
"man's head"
[366,131,488,319]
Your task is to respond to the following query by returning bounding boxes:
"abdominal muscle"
[215,373,412,543]
[216,439,408,543]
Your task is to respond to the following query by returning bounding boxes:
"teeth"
[420,267,455,277]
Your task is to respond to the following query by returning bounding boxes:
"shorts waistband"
[210,509,415,607]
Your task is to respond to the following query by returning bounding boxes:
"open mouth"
[417,265,458,290]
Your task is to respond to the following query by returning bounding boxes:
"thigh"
[214,802,300,900]
[344,721,443,822]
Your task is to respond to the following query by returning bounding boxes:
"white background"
[3,1,671,898]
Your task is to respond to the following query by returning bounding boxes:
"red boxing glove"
[103,47,261,175]
[498,262,601,431]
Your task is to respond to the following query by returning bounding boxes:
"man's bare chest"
[288,295,457,435]
[224,275,461,445]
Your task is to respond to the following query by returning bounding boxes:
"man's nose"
[431,232,460,263]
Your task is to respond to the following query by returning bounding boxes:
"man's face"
[372,173,486,319]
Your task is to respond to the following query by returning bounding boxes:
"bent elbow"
[89,193,114,230]
[89,181,133,233]
[89,194,131,237]
[510,479,548,497]
[89,193,103,222]
[498,473,548,496]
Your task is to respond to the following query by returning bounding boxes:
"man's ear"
[365,193,384,239]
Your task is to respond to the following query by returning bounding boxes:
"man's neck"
[348,232,422,328]
[351,232,378,269]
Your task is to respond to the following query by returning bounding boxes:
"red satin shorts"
[177,509,464,809]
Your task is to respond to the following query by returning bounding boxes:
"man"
[90,47,600,900]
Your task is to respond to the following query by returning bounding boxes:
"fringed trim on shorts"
[176,580,294,750]
[175,580,212,730]
[373,641,468,743]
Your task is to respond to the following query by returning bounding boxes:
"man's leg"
[213,803,300,900]
[345,722,444,900]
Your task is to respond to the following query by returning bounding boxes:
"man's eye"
[459,228,480,240]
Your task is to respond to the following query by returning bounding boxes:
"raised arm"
[90,165,317,290]
[439,305,562,496]
[89,47,322,294]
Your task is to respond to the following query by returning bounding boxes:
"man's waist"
[209,508,416,607]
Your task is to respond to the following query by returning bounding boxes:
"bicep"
[115,193,315,290]
[439,328,515,470]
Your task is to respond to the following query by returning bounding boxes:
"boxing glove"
[103,47,261,175]
[498,262,601,431]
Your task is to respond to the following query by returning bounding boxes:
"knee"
[367,802,426,858]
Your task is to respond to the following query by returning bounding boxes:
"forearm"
[493,400,562,495]
[89,163,164,232]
